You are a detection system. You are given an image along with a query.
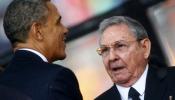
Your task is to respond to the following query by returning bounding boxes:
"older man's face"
[100,24,150,87]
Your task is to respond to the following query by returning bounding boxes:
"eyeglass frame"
[96,39,143,57]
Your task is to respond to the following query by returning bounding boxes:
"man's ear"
[140,38,151,59]
[30,22,44,41]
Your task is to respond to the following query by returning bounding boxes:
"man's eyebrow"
[100,40,126,47]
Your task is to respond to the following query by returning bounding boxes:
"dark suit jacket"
[0,84,32,100]
[95,65,175,100]
[0,50,83,100]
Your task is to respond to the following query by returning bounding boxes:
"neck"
[14,42,52,63]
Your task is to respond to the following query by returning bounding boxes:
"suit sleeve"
[49,68,83,100]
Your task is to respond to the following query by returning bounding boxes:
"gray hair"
[3,0,50,44]
[99,16,148,41]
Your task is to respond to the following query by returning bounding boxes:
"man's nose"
[64,26,69,34]
[109,48,119,61]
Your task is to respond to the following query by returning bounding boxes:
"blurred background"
[0,0,175,100]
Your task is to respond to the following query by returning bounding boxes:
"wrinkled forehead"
[100,24,136,45]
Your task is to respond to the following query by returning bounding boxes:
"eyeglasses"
[96,40,140,57]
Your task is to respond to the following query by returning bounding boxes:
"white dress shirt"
[18,48,48,62]
[116,65,148,100]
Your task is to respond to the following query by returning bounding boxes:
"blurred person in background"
[95,16,175,100]
[0,0,83,100]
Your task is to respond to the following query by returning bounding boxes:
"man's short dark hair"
[3,0,50,45]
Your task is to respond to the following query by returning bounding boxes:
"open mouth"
[112,67,124,71]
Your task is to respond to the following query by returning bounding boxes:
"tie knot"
[128,87,140,100]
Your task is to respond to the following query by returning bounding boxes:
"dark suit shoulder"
[0,50,82,100]
[0,84,32,100]
[43,63,70,73]
[48,63,78,84]
[48,64,83,100]
[95,85,120,100]
[166,66,175,81]
[167,66,175,72]
[40,63,80,89]
[43,63,81,84]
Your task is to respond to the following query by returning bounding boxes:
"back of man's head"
[3,0,50,45]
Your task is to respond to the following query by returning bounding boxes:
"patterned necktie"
[128,87,140,100]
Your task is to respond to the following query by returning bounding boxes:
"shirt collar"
[18,48,48,62]
[116,64,148,100]
[132,64,148,96]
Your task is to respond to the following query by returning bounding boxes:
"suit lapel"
[98,85,121,100]
[144,66,168,100]
[108,85,121,100]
